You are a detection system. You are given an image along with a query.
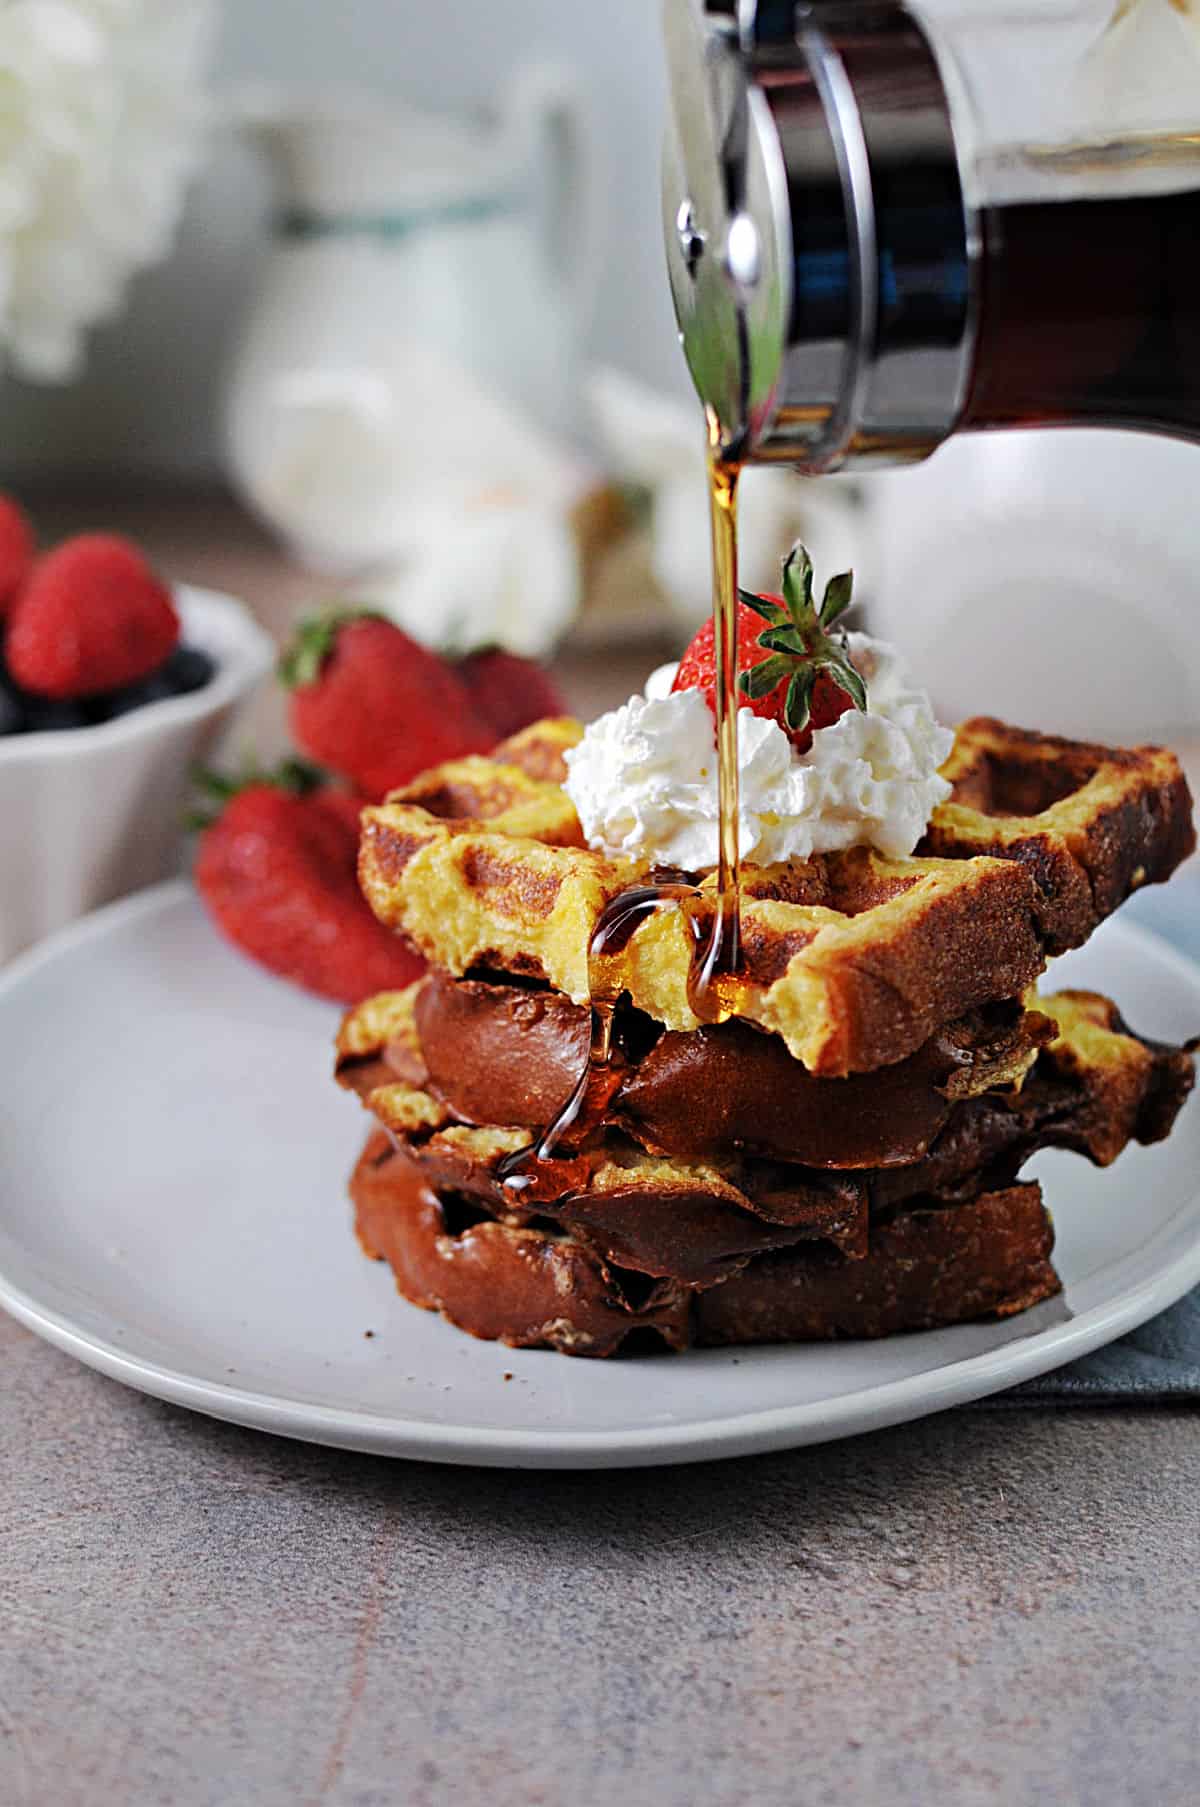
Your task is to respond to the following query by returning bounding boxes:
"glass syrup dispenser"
[662,0,1200,469]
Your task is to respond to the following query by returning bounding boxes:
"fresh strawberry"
[193,761,424,1004]
[456,647,568,740]
[280,610,494,801]
[672,542,866,754]
[6,533,179,699]
[0,494,34,618]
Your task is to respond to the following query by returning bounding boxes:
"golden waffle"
[1031,990,1199,1163]
[929,718,1195,940]
[359,717,1194,1075]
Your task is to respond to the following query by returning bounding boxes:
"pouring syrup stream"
[698,410,743,1006]
[498,423,745,1190]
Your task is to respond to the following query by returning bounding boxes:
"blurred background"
[0,0,680,480]
[1,0,1198,764]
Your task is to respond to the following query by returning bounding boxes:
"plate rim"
[2,878,1198,1470]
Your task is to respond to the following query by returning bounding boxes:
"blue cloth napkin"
[992,868,1200,1405]
[993,1289,1200,1403]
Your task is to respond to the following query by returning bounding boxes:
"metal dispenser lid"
[662,0,976,472]
[661,0,792,462]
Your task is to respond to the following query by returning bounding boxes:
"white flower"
[0,0,215,382]
[242,339,587,659]
[358,491,582,662]
[1073,0,1200,131]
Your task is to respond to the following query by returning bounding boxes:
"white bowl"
[0,584,275,964]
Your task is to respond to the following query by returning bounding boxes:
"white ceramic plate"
[1,882,1198,1470]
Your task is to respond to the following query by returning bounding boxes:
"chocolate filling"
[351,1135,1061,1355]
[413,1131,867,1287]
[376,1012,1195,1289]
[413,970,1051,1169]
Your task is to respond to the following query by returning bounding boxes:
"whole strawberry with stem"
[280,609,495,802]
[193,758,425,1004]
[672,541,867,754]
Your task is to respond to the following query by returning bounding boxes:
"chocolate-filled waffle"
[338,978,1193,1349]
[336,700,1196,1355]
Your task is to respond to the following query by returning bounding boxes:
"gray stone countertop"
[4,1310,1198,1807]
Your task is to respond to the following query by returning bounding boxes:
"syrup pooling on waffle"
[496,873,766,1194]
[495,436,746,1195]
[494,879,699,1195]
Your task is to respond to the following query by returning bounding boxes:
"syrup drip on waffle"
[499,425,747,1192]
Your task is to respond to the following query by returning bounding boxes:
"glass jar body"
[929,0,1200,440]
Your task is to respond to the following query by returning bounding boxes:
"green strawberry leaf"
[185,754,330,830]
[780,543,815,626]
[822,654,868,714]
[738,654,793,700]
[278,606,381,690]
[737,588,788,625]
[274,755,328,795]
[738,543,868,737]
[755,625,806,656]
[819,570,855,627]
[785,666,816,733]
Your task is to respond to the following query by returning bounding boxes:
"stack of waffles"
[335,716,1197,1356]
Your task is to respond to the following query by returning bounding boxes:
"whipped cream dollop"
[562,633,954,870]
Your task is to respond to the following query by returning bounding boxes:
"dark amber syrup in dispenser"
[498,419,749,1192]
[962,181,1200,440]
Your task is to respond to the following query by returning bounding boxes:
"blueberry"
[81,693,120,726]
[99,671,177,719]
[9,642,221,734]
[0,676,25,736]
[162,644,215,695]
[95,644,216,720]
[21,694,90,732]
